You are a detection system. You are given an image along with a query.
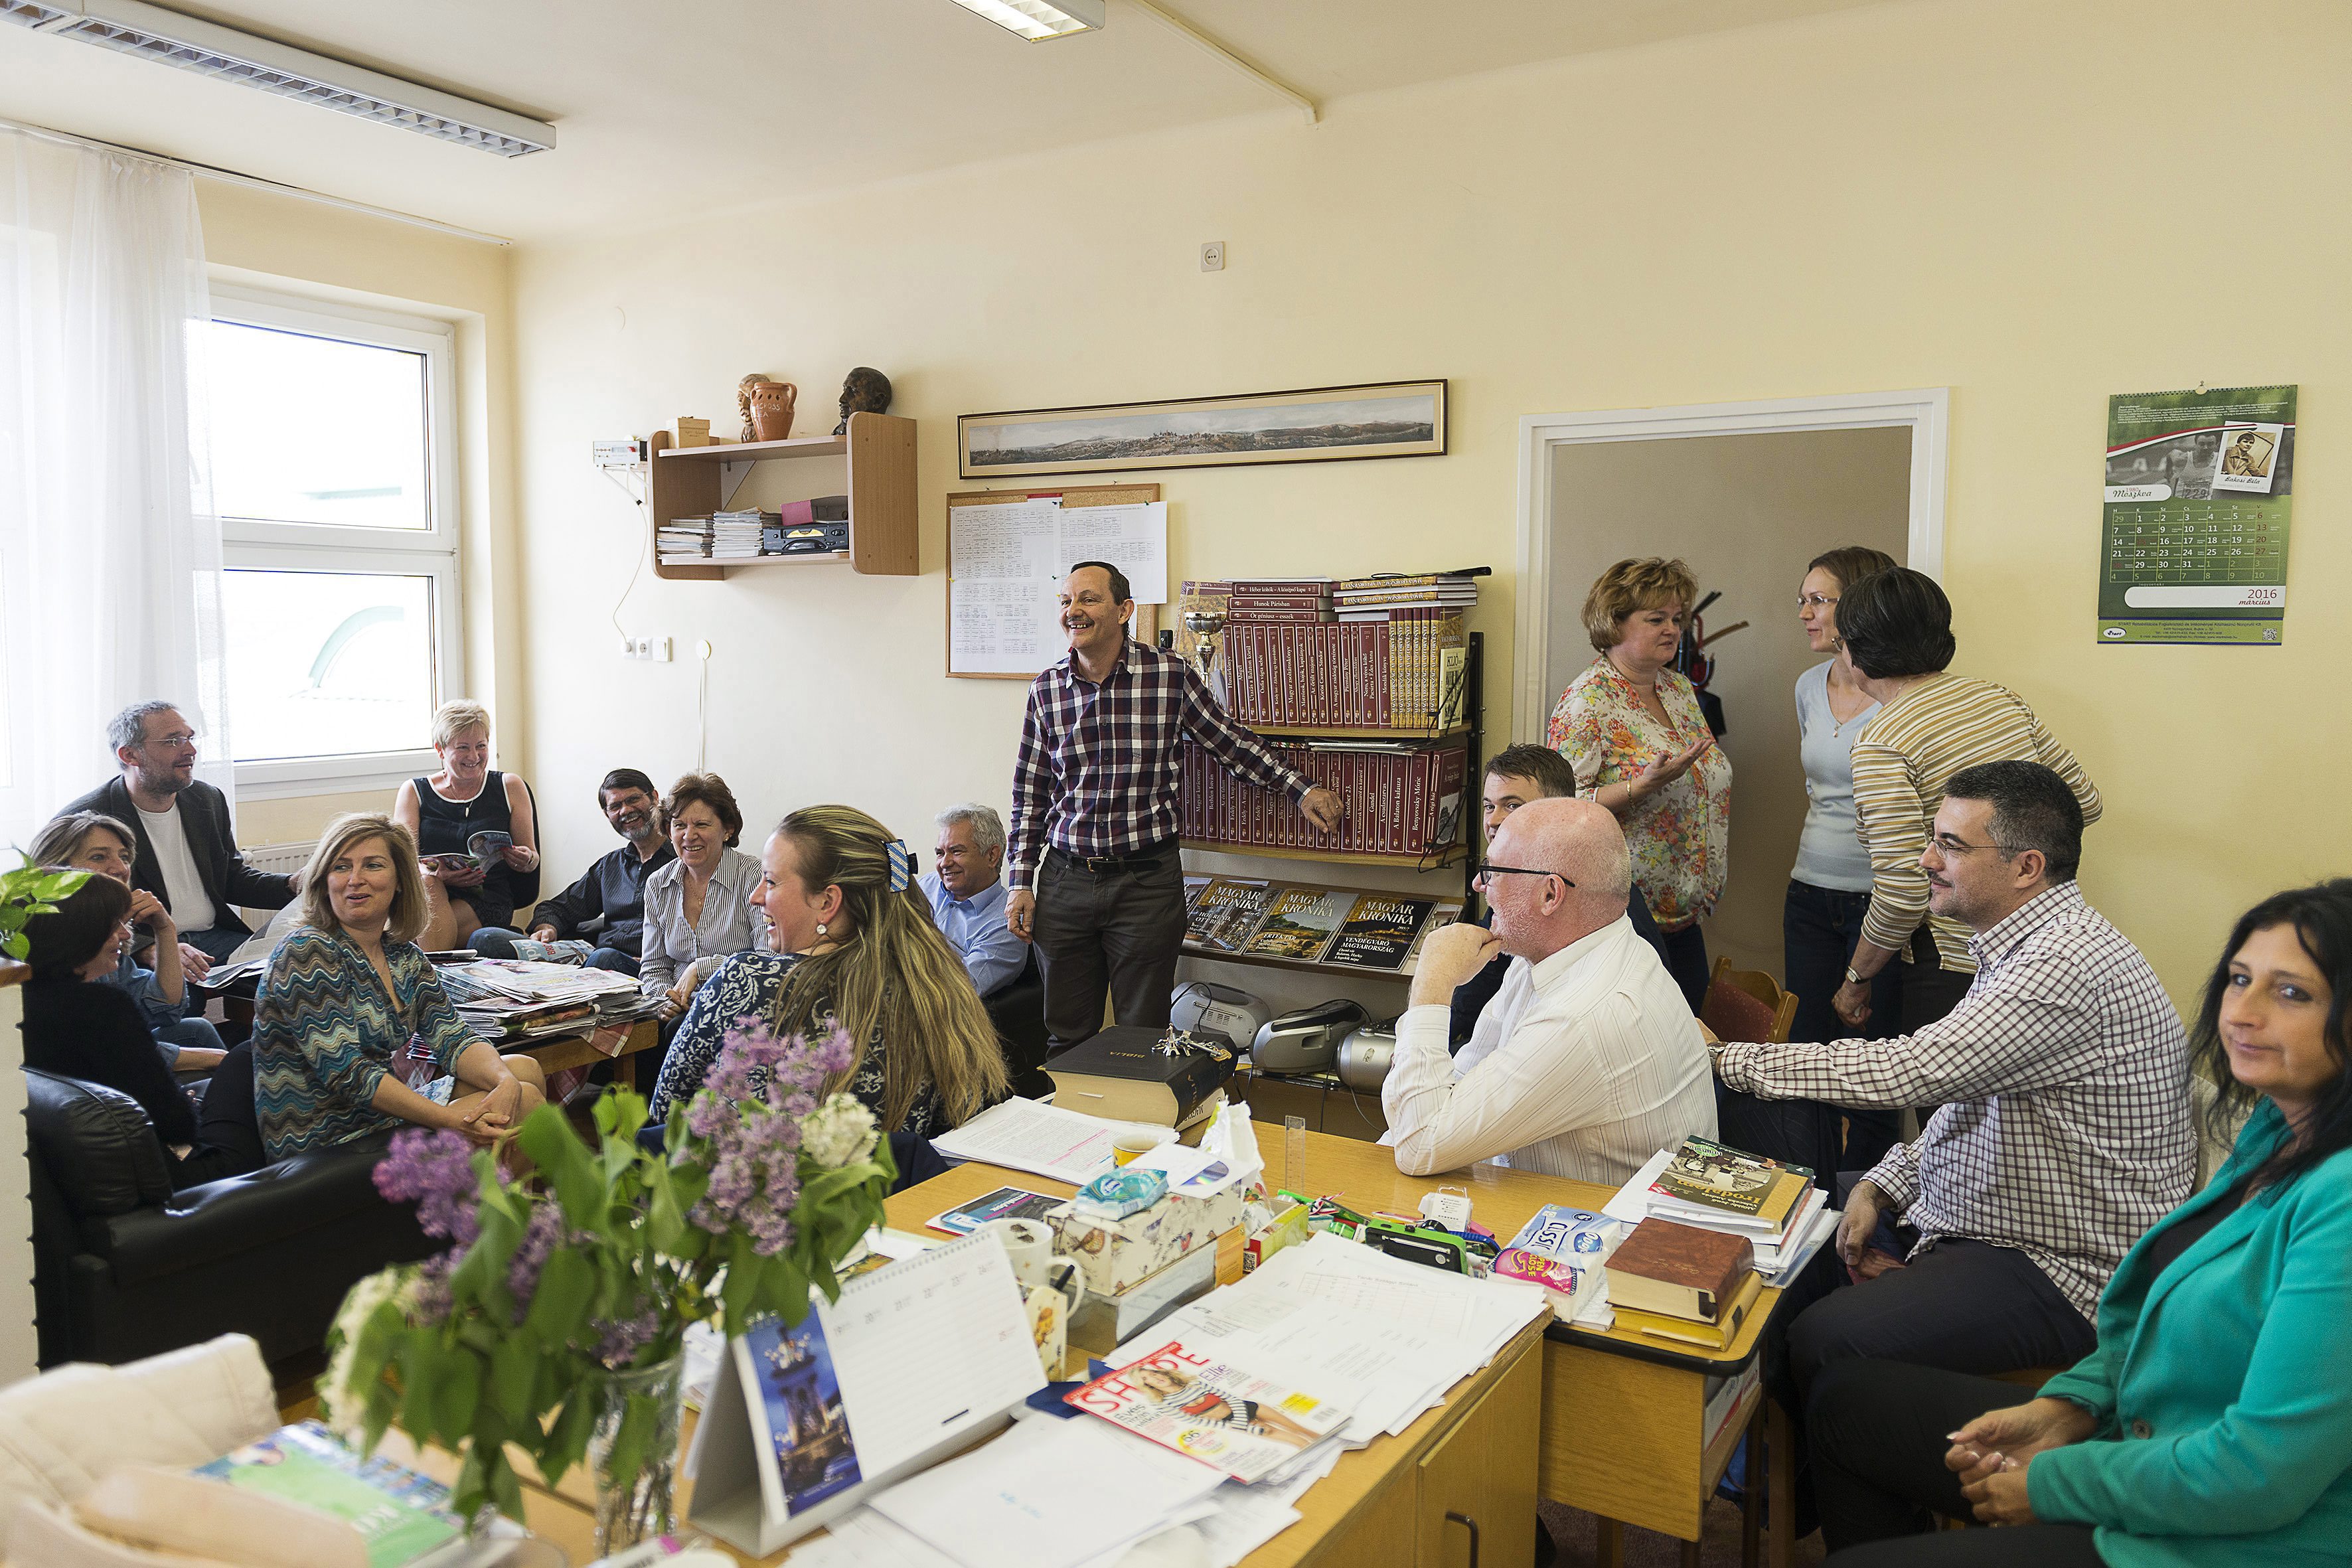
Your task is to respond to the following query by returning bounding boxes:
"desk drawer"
[1415,1334,1541,1567]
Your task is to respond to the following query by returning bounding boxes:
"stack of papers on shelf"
[1603,1146,1839,1286]
[658,516,716,562]
[709,507,773,559]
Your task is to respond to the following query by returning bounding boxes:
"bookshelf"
[1179,841,1468,872]
[647,412,917,580]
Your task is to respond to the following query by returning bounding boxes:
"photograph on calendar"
[2212,422,2286,493]
[749,1316,864,1514]
[2104,428,2220,500]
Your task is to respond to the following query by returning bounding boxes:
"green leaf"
[1,933,25,960]
[546,1385,597,1489]
[523,1245,594,1346]
[489,1333,538,1421]
[518,1104,606,1227]
[605,1390,653,1502]
[718,1235,760,1330]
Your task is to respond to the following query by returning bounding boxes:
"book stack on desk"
[1604,1135,1838,1290]
[1603,1218,1762,1350]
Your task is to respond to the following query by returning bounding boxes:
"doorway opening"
[1512,390,1949,977]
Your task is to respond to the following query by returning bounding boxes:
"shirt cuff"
[1714,1041,1761,1092]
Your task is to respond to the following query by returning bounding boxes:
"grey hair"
[935,803,1006,858]
[108,700,182,755]
[431,699,493,751]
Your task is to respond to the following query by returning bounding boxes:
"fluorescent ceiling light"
[5,1,555,156]
[946,0,1104,42]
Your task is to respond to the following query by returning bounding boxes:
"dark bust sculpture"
[834,366,893,435]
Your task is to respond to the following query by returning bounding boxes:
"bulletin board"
[945,484,1163,679]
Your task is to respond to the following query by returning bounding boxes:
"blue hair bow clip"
[885,839,913,893]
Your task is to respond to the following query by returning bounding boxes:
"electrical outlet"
[623,636,657,660]
[1200,240,1225,272]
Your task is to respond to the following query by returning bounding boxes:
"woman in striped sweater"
[1830,568,2101,1036]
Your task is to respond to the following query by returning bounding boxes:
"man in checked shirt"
[1006,562,1344,1053]
[1712,760,2194,1411]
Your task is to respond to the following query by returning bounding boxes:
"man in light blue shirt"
[920,803,1028,997]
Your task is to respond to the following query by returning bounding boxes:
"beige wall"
[505,0,2352,1010]
[193,180,520,850]
[1549,429,1912,977]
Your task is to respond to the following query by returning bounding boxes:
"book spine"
[1375,621,1391,727]
[1227,607,1333,622]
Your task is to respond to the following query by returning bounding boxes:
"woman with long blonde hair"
[650,805,1008,1134]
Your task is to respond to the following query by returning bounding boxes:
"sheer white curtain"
[0,128,230,853]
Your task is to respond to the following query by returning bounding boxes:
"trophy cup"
[1182,606,1229,705]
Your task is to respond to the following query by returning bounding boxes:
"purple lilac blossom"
[683,1020,857,1255]
[374,1129,483,1245]
[506,1202,568,1322]
[593,1307,660,1369]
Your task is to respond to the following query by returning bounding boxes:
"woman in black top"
[19,872,264,1189]
[393,699,541,949]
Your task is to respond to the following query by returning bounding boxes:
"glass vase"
[589,1354,685,1555]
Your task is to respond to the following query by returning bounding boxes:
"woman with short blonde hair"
[1549,556,1731,1010]
[253,813,546,1160]
[395,700,541,950]
[651,804,1008,1135]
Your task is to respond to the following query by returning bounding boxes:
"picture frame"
[958,379,1447,479]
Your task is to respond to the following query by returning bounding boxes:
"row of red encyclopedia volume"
[1180,741,1468,856]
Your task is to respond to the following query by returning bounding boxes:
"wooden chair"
[1700,956,1798,1045]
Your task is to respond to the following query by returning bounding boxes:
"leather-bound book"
[1603,1218,1757,1324]
[1045,1026,1235,1127]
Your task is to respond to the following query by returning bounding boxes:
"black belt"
[1049,839,1176,873]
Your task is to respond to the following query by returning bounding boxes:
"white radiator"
[242,840,318,879]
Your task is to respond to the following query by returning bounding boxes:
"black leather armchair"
[983,951,1052,1099]
[25,1069,437,1371]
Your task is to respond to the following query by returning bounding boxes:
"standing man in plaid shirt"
[1711,760,2193,1409]
[1006,562,1344,1053]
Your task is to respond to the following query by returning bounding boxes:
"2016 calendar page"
[2099,385,2297,645]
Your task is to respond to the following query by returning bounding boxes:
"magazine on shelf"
[1186,878,1275,951]
[1399,899,1466,975]
[1320,894,1437,971]
[1240,888,1353,961]
[1064,1340,1352,1483]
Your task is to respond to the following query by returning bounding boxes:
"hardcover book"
[1322,894,1437,971]
[1044,1024,1236,1127]
[1613,1271,1765,1349]
[1648,1137,1814,1235]
[1063,1340,1350,1483]
[1186,878,1273,950]
[1241,888,1354,961]
[1605,1219,1755,1324]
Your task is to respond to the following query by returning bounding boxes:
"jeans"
[468,925,641,975]
[1776,879,1904,1174]
[1656,919,1711,1014]
[1812,1360,2108,1564]
[157,1014,226,1065]
[179,925,251,965]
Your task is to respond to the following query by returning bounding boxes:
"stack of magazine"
[432,955,657,1043]
[1603,1136,1836,1288]
[1063,1340,1352,1485]
[1182,876,1462,973]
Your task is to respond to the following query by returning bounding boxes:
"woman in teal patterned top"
[254,813,548,1162]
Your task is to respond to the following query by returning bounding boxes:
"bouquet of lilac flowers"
[321,1020,894,1524]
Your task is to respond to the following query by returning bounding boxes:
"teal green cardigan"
[2027,1099,2352,1566]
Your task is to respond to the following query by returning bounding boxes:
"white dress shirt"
[1382,913,1718,1184]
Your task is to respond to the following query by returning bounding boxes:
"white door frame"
[1512,388,1950,742]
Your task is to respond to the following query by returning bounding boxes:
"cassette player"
[775,520,851,553]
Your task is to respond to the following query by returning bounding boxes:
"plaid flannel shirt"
[1008,638,1310,891]
[1715,881,2194,1316]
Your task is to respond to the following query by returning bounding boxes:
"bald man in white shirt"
[1383,797,1717,1182]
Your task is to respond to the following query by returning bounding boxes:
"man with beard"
[1005,561,1344,1052]
[63,700,295,974]
[472,768,675,975]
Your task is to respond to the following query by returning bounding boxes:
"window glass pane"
[208,320,430,530]
[223,570,436,761]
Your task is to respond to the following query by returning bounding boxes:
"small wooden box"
[675,416,712,447]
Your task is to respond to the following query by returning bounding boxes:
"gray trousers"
[1032,847,1186,1054]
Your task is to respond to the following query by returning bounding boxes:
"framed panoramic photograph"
[958,379,1447,479]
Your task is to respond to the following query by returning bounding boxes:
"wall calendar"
[2100,384,2296,645]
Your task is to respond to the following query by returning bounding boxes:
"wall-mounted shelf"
[1249,723,1471,742]
[1180,840,1468,872]
[647,411,917,579]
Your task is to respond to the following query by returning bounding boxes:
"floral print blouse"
[1546,657,1733,929]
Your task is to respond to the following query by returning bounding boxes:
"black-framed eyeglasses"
[1928,834,2014,858]
[1472,862,1575,890]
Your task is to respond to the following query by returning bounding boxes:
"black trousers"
[1657,919,1711,1014]
[1034,847,1186,1053]
[180,1042,266,1188]
[1813,1359,2107,1565]
[1776,879,1903,1179]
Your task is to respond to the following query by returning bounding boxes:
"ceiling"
[0,0,1890,244]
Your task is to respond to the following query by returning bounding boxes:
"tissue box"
[1044,1184,1247,1297]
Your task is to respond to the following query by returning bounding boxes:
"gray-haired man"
[921,803,1028,997]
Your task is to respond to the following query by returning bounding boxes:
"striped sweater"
[253,925,473,1160]
[1850,674,2101,971]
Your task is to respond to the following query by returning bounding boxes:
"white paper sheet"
[929,1096,1125,1184]
[871,1412,1227,1568]
[1052,501,1168,603]
[949,497,1169,675]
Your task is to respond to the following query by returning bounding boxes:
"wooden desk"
[518,1016,659,1075]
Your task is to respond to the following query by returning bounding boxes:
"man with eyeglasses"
[1383,795,1717,1183]
[63,700,297,975]
[1711,760,2193,1419]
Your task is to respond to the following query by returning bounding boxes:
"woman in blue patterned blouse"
[254,813,548,1161]
[650,805,1008,1135]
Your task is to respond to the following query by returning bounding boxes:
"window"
[207,286,461,797]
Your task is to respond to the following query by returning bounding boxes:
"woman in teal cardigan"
[1811,879,2352,1565]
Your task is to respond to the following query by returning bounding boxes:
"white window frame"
[208,284,463,799]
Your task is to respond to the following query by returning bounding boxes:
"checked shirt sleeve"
[1007,683,1056,892]
[1177,661,1310,801]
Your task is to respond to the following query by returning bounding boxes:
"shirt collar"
[928,872,1004,913]
[1526,913,1632,990]
[1968,880,2086,966]
[1056,636,1137,689]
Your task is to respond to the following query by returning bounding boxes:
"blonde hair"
[431,700,492,751]
[29,811,135,868]
[299,814,431,946]
[767,805,1008,1131]
[1583,557,1699,653]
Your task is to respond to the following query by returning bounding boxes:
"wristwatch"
[1844,965,1866,986]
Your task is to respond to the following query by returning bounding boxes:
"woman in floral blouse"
[1547,557,1731,1010]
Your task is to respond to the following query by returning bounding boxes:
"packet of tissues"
[1071,1166,1166,1221]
